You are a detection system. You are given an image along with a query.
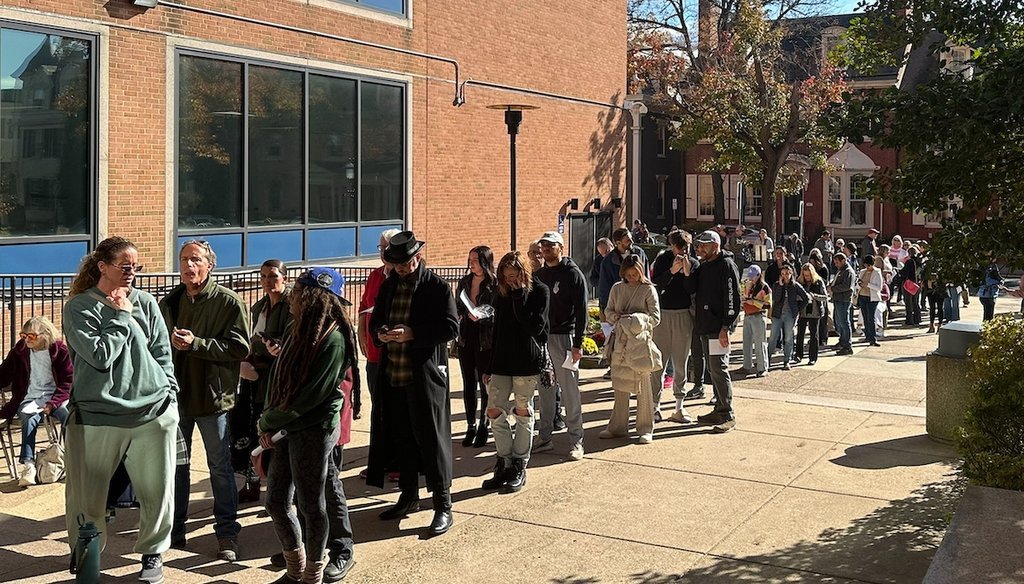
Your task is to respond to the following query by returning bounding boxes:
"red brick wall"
[1,0,626,268]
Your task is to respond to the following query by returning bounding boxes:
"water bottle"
[74,513,101,583]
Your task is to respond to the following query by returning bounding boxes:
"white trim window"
[656,123,668,158]
[824,172,873,228]
[697,175,715,219]
[913,196,962,227]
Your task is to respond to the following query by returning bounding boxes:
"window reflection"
[309,75,356,223]
[360,82,404,222]
[178,56,242,228]
[0,28,91,238]
[249,66,303,225]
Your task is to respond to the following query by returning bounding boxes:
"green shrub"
[956,315,1024,490]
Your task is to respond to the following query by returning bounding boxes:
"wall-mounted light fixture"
[133,0,158,7]
[582,198,601,213]
[566,198,579,211]
[611,197,623,209]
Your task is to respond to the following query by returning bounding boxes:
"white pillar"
[624,99,648,225]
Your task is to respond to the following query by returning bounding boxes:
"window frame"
[336,0,408,18]
[823,171,874,228]
[0,19,98,248]
[174,49,408,265]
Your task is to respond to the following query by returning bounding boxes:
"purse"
[36,430,65,484]
[902,279,921,296]
[803,293,827,319]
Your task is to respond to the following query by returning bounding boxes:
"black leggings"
[928,293,946,326]
[458,341,490,427]
[266,425,340,557]
[796,317,819,361]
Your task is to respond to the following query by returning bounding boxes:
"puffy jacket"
[159,277,250,417]
[606,281,661,384]
[771,281,809,318]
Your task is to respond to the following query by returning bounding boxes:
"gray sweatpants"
[651,308,695,413]
[538,334,584,447]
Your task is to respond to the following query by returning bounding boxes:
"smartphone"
[377,325,391,336]
[257,331,280,345]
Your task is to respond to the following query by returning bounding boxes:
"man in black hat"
[366,231,459,537]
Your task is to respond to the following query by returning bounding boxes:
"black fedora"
[383,231,425,264]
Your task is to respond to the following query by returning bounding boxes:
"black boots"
[502,458,527,493]
[427,489,453,537]
[462,424,477,447]
[481,457,511,490]
[378,493,420,520]
[473,417,489,447]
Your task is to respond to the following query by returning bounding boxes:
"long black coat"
[366,265,458,489]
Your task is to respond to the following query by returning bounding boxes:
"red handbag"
[902,279,921,296]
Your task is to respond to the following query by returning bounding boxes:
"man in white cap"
[861,228,880,261]
[680,230,741,432]
[534,231,589,460]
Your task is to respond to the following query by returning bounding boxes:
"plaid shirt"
[387,274,417,387]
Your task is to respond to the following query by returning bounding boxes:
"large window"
[824,172,873,228]
[177,53,405,266]
[0,24,94,273]
[341,0,406,16]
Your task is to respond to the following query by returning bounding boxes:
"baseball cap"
[745,264,762,280]
[297,267,353,306]
[868,228,880,234]
[694,230,721,245]
[538,231,564,245]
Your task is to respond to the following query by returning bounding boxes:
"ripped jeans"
[487,374,538,462]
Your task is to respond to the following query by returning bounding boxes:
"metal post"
[505,108,522,251]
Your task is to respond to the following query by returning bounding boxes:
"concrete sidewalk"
[1,296,1013,583]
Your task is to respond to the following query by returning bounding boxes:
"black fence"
[0,265,467,356]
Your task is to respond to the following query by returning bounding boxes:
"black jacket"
[771,281,810,319]
[685,250,741,335]
[486,280,550,377]
[455,273,496,351]
[651,248,697,310]
[535,258,588,348]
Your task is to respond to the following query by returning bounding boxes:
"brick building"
[0,0,628,273]
[634,13,968,246]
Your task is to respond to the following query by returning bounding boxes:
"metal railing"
[1,265,467,356]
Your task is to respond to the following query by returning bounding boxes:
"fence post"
[5,277,14,355]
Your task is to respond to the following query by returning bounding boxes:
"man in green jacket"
[159,240,250,561]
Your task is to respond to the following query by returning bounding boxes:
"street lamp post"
[488,104,538,251]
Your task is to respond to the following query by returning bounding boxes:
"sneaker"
[270,552,286,568]
[323,555,355,583]
[139,554,164,584]
[696,411,728,426]
[638,433,654,444]
[662,375,674,389]
[713,419,737,433]
[17,461,36,487]
[602,369,612,380]
[870,342,881,347]
[217,538,238,562]
[553,416,566,431]
[598,429,624,439]
[683,386,705,400]
[668,410,694,424]
[386,471,401,482]
[567,443,584,461]
[755,369,767,378]
[531,439,554,453]
[654,410,663,423]
[782,363,792,371]
[807,360,817,366]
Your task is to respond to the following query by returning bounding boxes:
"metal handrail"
[0,265,467,355]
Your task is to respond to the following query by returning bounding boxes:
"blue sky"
[829,0,864,13]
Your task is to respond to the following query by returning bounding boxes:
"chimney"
[698,0,721,54]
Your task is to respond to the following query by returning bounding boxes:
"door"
[568,212,612,295]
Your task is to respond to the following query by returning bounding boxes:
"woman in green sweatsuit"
[62,236,179,584]
[259,267,356,584]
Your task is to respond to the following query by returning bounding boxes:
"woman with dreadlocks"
[258,267,357,584]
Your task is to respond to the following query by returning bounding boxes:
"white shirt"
[22,349,57,413]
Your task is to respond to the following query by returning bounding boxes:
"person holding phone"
[235,259,292,504]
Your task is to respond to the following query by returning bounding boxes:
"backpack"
[36,437,65,484]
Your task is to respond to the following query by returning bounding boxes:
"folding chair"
[0,419,18,481]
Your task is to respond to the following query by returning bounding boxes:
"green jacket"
[258,329,344,434]
[159,277,250,417]
[62,287,178,427]
[248,290,293,404]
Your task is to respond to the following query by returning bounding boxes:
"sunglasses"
[117,264,144,274]
[19,332,39,341]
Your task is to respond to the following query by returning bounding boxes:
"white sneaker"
[638,433,654,444]
[567,443,584,461]
[18,462,37,487]
[669,410,694,424]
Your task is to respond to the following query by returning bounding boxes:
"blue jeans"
[19,404,68,462]
[833,300,852,348]
[858,296,879,343]
[173,412,240,541]
[768,310,797,362]
[488,374,538,461]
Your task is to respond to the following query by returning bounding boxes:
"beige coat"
[606,281,661,392]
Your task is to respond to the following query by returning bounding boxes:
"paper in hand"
[561,350,579,371]
[708,339,730,356]
[459,289,494,319]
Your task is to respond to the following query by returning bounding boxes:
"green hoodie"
[159,277,250,417]
[258,329,344,434]
[62,287,178,427]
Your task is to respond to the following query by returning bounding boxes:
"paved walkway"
[1,296,1018,583]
